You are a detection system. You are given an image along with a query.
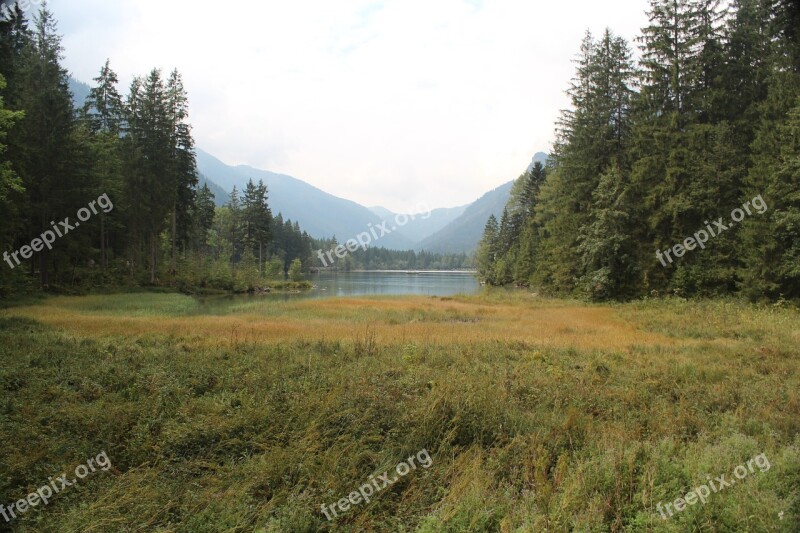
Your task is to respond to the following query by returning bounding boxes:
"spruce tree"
[166,69,197,266]
[531,29,635,294]
[577,165,640,300]
[476,214,499,283]
[191,183,216,251]
[15,5,77,286]
[242,179,273,270]
[83,59,123,134]
[0,74,23,258]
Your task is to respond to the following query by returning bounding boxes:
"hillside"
[369,205,468,244]
[196,149,416,249]
[417,180,515,253]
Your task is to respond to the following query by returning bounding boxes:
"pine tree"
[82,60,125,269]
[476,214,499,283]
[631,0,738,295]
[83,59,123,134]
[191,183,215,251]
[531,29,635,294]
[166,69,197,267]
[123,69,172,282]
[577,165,640,300]
[227,186,242,266]
[15,5,77,286]
[512,162,547,283]
[0,2,30,107]
[741,94,800,299]
[241,178,273,270]
[0,74,24,257]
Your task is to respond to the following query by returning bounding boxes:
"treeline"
[311,237,473,271]
[0,5,312,295]
[478,0,800,301]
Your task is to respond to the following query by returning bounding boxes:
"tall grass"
[0,294,797,531]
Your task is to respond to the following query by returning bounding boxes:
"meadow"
[0,292,798,531]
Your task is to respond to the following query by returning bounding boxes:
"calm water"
[193,271,482,311]
[307,270,481,298]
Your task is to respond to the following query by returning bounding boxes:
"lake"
[192,271,481,312]
[305,270,481,298]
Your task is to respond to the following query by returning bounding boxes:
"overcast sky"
[46,0,651,211]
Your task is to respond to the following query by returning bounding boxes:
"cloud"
[52,0,649,211]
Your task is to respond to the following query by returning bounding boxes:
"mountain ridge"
[417,181,515,254]
[195,148,417,250]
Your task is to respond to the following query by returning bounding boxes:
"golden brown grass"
[0,293,797,532]
[3,294,678,351]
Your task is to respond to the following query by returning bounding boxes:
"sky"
[45,0,651,211]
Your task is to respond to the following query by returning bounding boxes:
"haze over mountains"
[196,150,548,253]
[69,75,543,253]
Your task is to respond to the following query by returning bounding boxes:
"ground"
[0,293,798,531]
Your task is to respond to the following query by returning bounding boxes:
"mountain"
[527,152,549,172]
[368,206,396,220]
[69,77,91,109]
[196,148,415,249]
[369,204,468,244]
[198,173,229,207]
[417,181,515,254]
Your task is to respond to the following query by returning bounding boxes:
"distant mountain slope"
[417,181,515,254]
[369,204,468,244]
[196,149,415,249]
[69,77,91,109]
[368,206,395,219]
[198,173,229,207]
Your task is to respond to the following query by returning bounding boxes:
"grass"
[0,292,797,531]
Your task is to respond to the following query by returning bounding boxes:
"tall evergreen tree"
[191,183,215,251]
[166,69,197,267]
[533,29,635,293]
[123,69,173,281]
[0,74,24,257]
[227,185,242,266]
[82,60,125,269]
[83,59,123,135]
[512,162,547,283]
[476,214,499,283]
[577,164,640,300]
[15,5,78,286]
[241,178,273,269]
[0,2,30,106]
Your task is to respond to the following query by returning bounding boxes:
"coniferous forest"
[0,5,327,295]
[478,0,800,302]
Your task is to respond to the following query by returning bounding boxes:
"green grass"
[0,293,797,531]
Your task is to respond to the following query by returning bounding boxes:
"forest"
[0,3,334,295]
[477,0,800,302]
